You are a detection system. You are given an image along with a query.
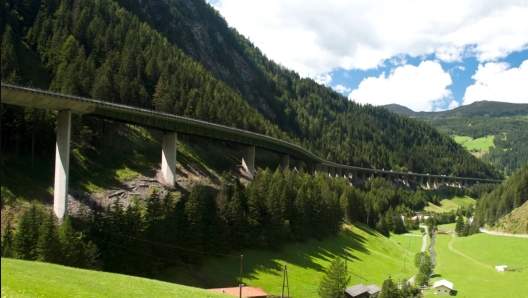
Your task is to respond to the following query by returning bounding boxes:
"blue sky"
[210,0,528,111]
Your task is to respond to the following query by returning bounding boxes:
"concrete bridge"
[1,83,503,218]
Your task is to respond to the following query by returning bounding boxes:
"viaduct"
[1,83,503,219]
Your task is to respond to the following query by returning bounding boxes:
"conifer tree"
[12,205,42,260]
[318,257,350,298]
[455,215,465,235]
[1,221,14,258]
[379,276,400,298]
[36,211,62,263]
[59,217,86,268]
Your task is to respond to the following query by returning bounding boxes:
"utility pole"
[239,255,243,298]
[281,263,290,298]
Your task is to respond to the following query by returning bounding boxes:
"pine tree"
[379,276,400,298]
[36,211,62,263]
[59,217,85,268]
[318,257,350,298]
[455,215,465,235]
[1,221,14,257]
[12,205,42,260]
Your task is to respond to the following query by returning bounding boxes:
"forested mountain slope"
[473,163,528,229]
[1,0,500,179]
[385,101,528,176]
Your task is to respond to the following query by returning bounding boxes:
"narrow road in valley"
[447,235,494,270]
[479,228,528,238]
[407,227,428,284]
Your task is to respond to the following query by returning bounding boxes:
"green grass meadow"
[425,196,476,213]
[158,224,419,297]
[424,225,528,297]
[1,258,226,298]
[453,135,495,151]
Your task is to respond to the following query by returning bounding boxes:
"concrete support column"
[280,154,289,170]
[315,163,322,175]
[352,169,358,180]
[463,180,468,188]
[295,160,304,172]
[321,165,328,176]
[362,171,366,181]
[342,169,349,180]
[386,173,392,184]
[328,166,335,178]
[54,110,72,219]
[161,132,177,187]
[242,146,256,178]
[335,167,342,178]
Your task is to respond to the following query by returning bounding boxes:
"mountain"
[1,0,501,179]
[383,101,528,118]
[384,101,528,176]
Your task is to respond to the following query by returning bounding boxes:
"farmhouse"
[433,279,454,295]
[495,265,508,272]
[345,283,381,298]
[208,286,268,297]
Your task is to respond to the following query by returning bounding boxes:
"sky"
[208,0,528,111]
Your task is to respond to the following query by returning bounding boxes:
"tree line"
[2,166,491,280]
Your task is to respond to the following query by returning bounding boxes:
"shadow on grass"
[177,223,374,288]
[450,290,458,296]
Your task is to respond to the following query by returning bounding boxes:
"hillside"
[384,101,528,176]
[473,163,528,229]
[489,200,528,234]
[0,0,501,179]
[1,258,226,297]
[383,101,528,118]
[157,223,418,297]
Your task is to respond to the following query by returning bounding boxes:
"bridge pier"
[321,165,328,176]
[342,169,349,180]
[328,166,336,178]
[315,163,322,174]
[54,110,72,219]
[336,167,342,178]
[295,160,304,172]
[280,154,289,170]
[161,132,177,187]
[242,146,255,178]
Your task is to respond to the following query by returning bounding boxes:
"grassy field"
[453,135,495,152]
[158,224,418,297]
[423,224,528,297]
[424,196,476,213]
[1,258,226,298]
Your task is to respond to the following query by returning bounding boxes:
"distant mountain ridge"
[383,101,528,118]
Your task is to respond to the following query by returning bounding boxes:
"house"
[495,265,508,272]
[208,286,268,298]
[433,279,453,295]
[345,283,381,298]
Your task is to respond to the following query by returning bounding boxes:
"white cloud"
[463,60,528,105]
[348,61,453,111]
[333,84,352,94]
[212,0,528,77]
[448,100,460,110]
[313,73,332,86]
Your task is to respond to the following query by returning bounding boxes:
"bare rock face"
[119,0,278,121]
